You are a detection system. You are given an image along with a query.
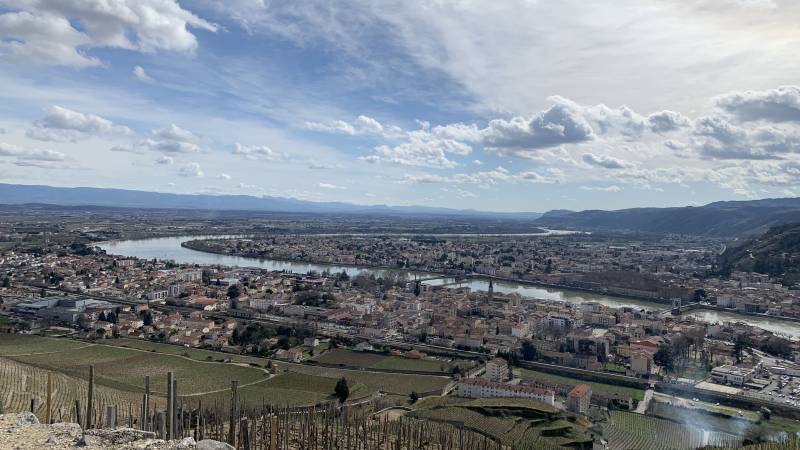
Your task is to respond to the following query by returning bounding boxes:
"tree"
[334,377,350,403]
[734,334,748,364]
[692,289,706,302]
[654,343,674,371]
[227,284,241,299]
[413,281,421,297]
[409,391,419,404]
[2,276,10,287]
[521,340,538,361]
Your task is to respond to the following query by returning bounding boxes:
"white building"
[630,351,654,376]
[485,358,509,382]
[456,379,554,405]
[544,314,575,330]
[711,365,755,386]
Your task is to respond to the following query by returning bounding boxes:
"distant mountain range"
[0,183,542,219]
[3,183,800,237]
[533,199,800,237]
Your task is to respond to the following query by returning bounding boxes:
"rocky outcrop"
[0,413,233,450]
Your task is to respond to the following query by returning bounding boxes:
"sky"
[1,1,800,213]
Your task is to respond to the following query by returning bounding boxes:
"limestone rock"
[196,439,235,450]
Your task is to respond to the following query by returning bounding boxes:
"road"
[634,389,654,414]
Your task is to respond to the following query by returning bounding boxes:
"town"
[2,211,800,449]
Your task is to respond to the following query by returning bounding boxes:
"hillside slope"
[717,222,800,285]
[533,200,800,237]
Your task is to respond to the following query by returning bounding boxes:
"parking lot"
[740,374,800,407]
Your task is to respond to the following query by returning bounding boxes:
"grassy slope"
[1,335,449,405]
[517,367,645,401]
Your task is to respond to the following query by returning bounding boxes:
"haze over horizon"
[2,1,800,212]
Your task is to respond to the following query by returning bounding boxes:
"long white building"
[456,378,555,405]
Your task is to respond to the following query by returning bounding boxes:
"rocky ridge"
[0,413,234,450]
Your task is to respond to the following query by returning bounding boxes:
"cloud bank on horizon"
[1,0,799,211]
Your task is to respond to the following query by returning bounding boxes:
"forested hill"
[533,199,800,237]
[717,222,800,285]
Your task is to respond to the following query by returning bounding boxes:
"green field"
[314,348,471,373]
[108,338,451,395]
[517,367,645,401]
[0,335,449,407]
[0,334,90,356]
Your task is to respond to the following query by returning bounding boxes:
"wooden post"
[142,375,150,431]
[270,414,278,450]
[105,405,117,428]
[166,372,174,440]
[240,417,250,450]
[86,365,94,429]
[172,377,178,438]
[46,372,52,424]
[157,412,166,439]
[74,400,81,428]
[228,380,238,447]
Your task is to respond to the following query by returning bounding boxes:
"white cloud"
[647,110,692,133]
[0,0,217,67]
[318,182,345,189]
[363,130,471,168]
[154,124,199,143]
[715,85,800,123]
[308,161,342,170]
[482,101,595,156]
[178,162,203,177]
[517,170,561,184]
[353,115,383,134]
[305,115,392,136]
[155,155,174,165]
[233,143,280,160]
[217,173,231,179]
[133,66,153,82]
[114,124,202,154]
[400,166,560,187]
[582,153,633,169]
[580,185,622,192]
[693,116,800,160]
[306,119,355,135]
[0,141,68,167]
[27,105,131,142]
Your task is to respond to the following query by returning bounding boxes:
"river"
[98,235,800,338]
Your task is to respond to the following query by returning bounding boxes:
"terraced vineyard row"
[605,411,743,450]
[0,356,164,425]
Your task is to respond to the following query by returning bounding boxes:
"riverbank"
[181,238,671,308]
[180,239,440,277]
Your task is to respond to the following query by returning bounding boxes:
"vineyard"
[603,411,744,450]
[0,354,511,449]
[0,356,163,425]
[1,335,451,408]
[409,397,593,450]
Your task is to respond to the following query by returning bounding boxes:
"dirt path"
[634,389,654,414]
